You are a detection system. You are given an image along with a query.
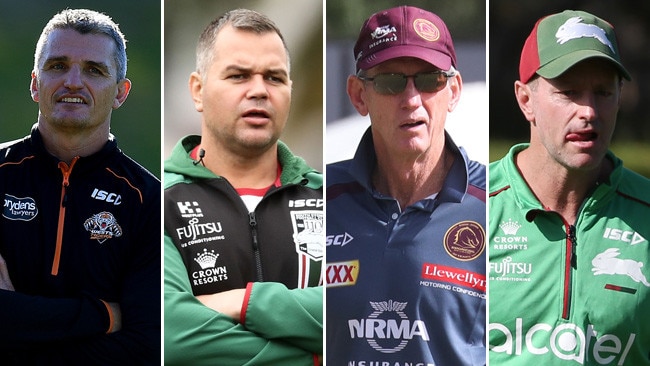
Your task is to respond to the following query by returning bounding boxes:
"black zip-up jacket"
[164,135,323,296]
[0,126,161,365]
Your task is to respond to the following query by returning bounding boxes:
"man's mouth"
[566,131,598,142]
[59,97,86,104]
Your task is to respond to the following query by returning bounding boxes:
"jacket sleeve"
[164,233,317,366]
[13,196,162,365]
[242,282,323,354]
[0,290,110,345]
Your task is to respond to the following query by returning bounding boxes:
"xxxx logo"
[326,260,359,287]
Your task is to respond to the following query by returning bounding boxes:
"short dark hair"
[195,8,290,77]
[34,8,128,81]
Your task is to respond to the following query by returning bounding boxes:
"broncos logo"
[453,226,480,249]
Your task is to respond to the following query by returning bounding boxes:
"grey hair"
[195,8,290,77]
[33,8,128,81]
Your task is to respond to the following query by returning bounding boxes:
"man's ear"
[514,80,536,123]
[113,78,132,109]
[30,72,39,102]
[189,72,204,112]
[347,75,369,116]
[447,72,463,112]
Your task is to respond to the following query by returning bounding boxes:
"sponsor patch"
[444,221,485,261]
[3,194,38,221]
[326,260,359,287]
[348,300,430,354]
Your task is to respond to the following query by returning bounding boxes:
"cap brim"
[536,49,631,81]
[357,45,452,71]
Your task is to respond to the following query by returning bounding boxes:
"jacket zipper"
[52,157,79,276]
[248,212,264,282]
[244,182,304,283]
[562,222,578,319]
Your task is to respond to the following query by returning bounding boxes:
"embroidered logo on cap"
[555,16,614,52]
[413,18,439,41]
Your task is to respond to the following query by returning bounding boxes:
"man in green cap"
[488,10,650,365]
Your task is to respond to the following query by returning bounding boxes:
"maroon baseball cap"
[354,6,456,72]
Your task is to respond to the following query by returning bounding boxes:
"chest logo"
[84,211,122,243]
[291,210,323,261]
[592,248,650,287]
[348,300,430,354]
[3,194,38,221]
[444,220,485,261]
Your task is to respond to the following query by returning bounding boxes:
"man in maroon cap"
[326,6,486,365]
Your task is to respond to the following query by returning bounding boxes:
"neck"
[516,147,611,223]
[373,147,452,209]
[38,121,109,163]
[201,142,279,189]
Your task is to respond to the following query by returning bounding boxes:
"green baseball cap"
[519,10,631,83]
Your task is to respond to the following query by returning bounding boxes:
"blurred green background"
[164,0,323,171]
[490,0,650,177]
[0,0,161,177]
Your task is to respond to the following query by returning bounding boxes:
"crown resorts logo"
[494,219,528,250]
[500,219,521,235]
[194,248,219,269]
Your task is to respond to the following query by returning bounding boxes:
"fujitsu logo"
[176,218,222,241]
[348,300,429,354]
[490,257,532,278]
[490,318,635,364]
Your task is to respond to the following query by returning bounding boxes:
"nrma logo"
[348,300,429,354]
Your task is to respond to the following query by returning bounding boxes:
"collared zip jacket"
[0,126,161,365]
[164,135,323,365]
[489,143,650,365]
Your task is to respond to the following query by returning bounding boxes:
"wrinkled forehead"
[40,28,118,68]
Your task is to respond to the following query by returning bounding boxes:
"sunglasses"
[357,71,454,95]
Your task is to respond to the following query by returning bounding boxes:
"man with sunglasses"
[325,6,486,365]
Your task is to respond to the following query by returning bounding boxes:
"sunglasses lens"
[373,74,407,95]
[415,73,447,93]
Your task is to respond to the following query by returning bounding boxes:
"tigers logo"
[84,211,122,243]
[444,221,485,261]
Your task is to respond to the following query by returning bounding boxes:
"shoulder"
[616,167,650,207]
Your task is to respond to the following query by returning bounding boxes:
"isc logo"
[288,199,323,208]
[91,188,122,205]
[603,227,646,245]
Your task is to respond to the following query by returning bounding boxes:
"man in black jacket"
[0,8,160,365]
